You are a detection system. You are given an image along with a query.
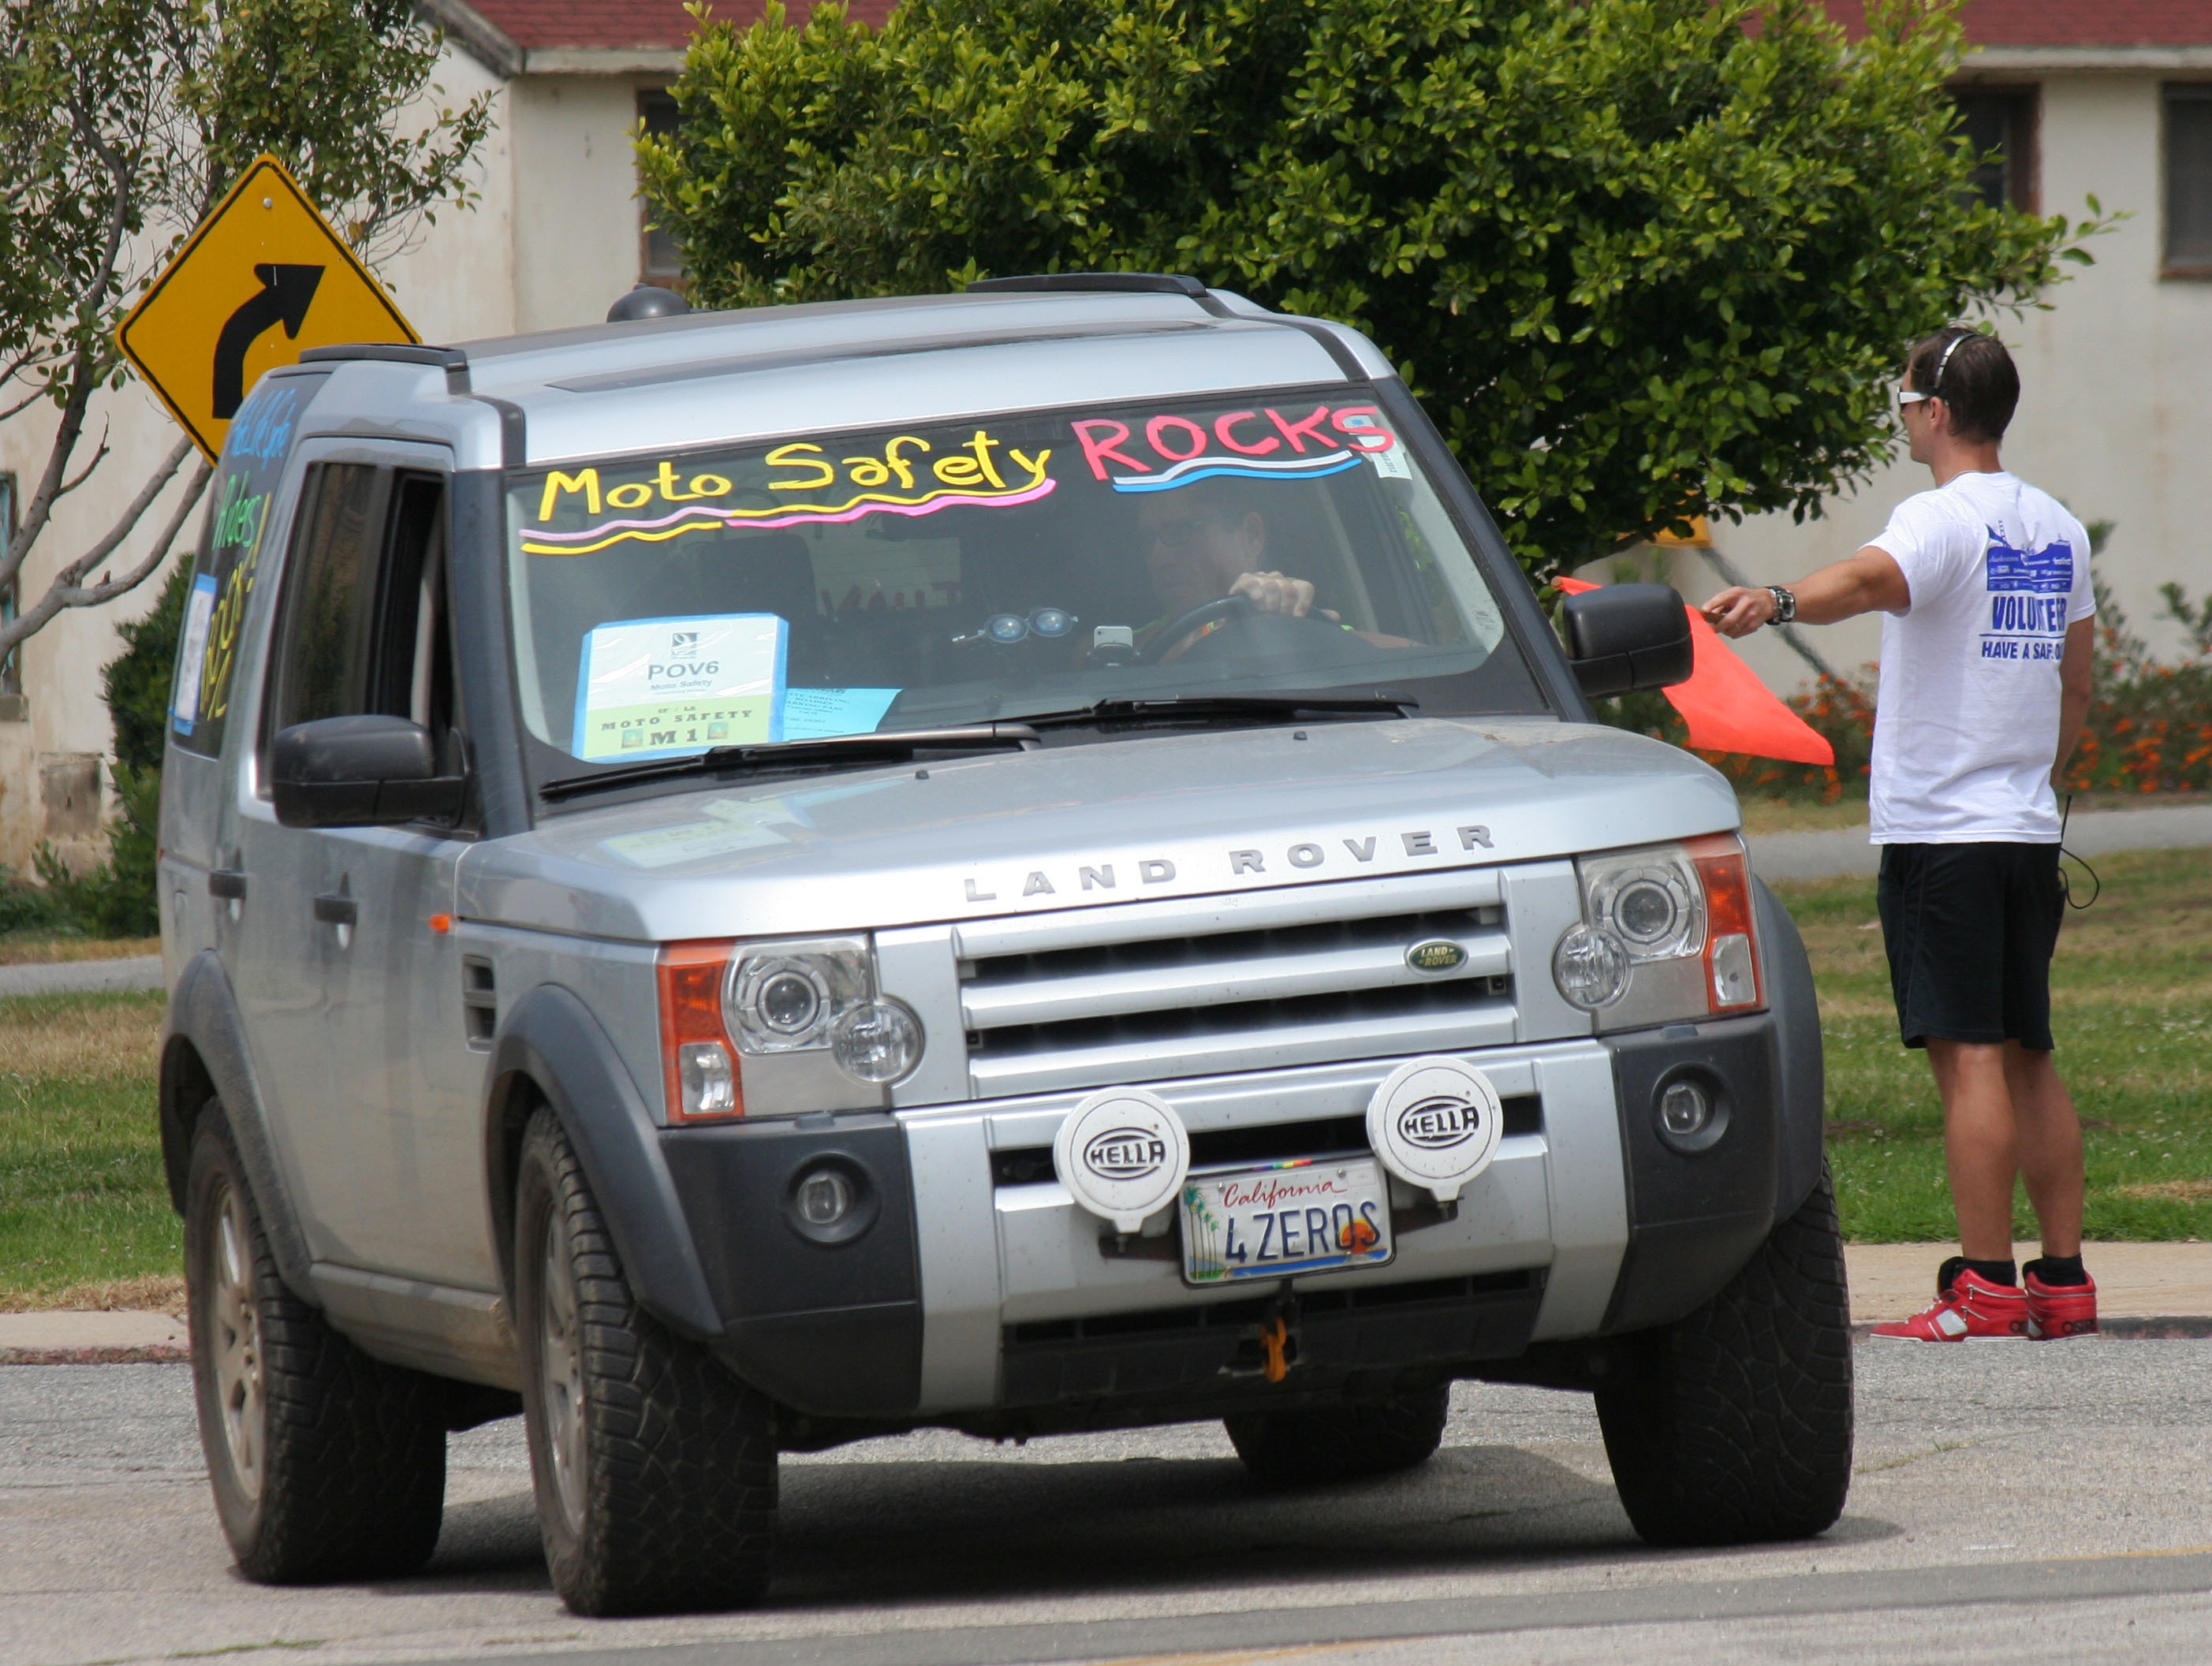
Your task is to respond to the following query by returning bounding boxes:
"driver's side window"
[260,464,461,797]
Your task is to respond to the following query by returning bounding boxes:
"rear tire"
[514,1109,777,1616]
[1595,1163,1855,1546]
[185,1107,446,1582]
[1225,1384,1450,1487]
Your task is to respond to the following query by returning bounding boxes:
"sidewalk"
[0,953,163,997]
[1748,801,2212,881]
[6,1244,2208,1362]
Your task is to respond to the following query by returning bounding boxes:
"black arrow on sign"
[211,263,324,419]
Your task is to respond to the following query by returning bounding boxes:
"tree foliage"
[0,0,491,667]
[640,0,2102,576]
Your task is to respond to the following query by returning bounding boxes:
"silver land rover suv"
[158,273,1849,1615]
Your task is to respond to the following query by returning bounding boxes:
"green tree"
[640,0,2102,576]
[0,0,491,669]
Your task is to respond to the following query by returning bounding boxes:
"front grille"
[956,869,1516,1098]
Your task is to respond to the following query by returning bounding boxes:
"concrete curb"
[0,954,164,997]
[1852,1315,2212,1343]
[0,1341,192,1366]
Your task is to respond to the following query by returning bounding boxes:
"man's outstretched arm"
[1703,546,1911,638]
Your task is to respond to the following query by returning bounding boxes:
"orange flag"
[1555,577,1834,766]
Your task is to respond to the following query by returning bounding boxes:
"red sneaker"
[1870,1268,2033,1340]
[2024,1269,2099,1340]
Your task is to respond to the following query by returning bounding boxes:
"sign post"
[117,155,419,461]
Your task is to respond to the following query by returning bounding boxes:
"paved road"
[6,1343,2210,1666]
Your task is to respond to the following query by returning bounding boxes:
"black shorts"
[1877,842,2064,1052]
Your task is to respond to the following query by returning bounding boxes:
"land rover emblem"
[1406,938,1466,975]
[1397,1096,1481,1149]
[1084,1127,1167,1180]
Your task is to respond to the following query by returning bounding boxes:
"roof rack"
[966,273,1210,298]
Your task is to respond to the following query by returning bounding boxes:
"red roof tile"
[463,0,897,52]
[1822,1,2212,47]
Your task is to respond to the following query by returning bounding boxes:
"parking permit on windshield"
[574,613,785,761]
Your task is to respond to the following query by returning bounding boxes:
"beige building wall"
[510,76,666,333]
[1699,72,2212,696]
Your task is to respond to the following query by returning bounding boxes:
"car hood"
[457,717,1741,941]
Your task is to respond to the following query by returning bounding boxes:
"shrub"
[640,0,2102,578]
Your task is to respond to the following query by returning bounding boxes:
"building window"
[0,474,20,706]
[2166,84,2212,277]
[638,90,686,288]
[1952,88,2037,211]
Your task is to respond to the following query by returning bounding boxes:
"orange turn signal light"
[1686,833,1763,1013]
[658,940,743,1122]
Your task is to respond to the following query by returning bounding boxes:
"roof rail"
[966,272,1210,298]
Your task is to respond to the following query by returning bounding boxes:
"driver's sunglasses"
[1896,388,1938,408]
[1146,512,1233,553]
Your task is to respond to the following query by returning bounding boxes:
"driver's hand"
[1229,570,1319,617]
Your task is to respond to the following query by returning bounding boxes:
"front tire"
[1595,1164,1855,1546]
[1225,1384,1450,1487]
[514,1109,777,1616]
[185,1107,446,1582]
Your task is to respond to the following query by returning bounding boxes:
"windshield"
[505,385,1546,786]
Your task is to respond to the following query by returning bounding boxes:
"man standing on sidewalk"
[1705,325,2098,1340]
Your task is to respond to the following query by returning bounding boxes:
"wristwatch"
[1766,585,1797,627]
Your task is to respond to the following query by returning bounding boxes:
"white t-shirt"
[1865,470,2093,844]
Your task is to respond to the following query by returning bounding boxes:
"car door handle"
[208,869,248,900]
[312,893,357,926]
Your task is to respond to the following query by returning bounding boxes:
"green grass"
[1777,848,2212,1243]
[0,990,180,1307]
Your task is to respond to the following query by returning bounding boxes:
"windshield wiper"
[539,724,1040,804]
[1016,694,1419,732]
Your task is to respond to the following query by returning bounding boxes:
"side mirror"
[1561,583,1695,698]
[272,715,465,829]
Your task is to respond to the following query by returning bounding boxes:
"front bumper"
[658,1016,1788,1422]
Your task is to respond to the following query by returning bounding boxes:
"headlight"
[726,946,869,1053]
[1553,835,1765,1031]
[658,934,926,1120]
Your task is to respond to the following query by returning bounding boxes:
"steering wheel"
[1135,594,1259,664]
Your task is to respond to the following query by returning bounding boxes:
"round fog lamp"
[795,1166,855,1229]
[1660,1079,1711,1139]
[1552,923,1630,1009]
[830,999,923,1084]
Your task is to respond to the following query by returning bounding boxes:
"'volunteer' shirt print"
[1865,471,2094,844]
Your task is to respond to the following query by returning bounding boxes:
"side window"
[269,463,386,734]
[638,89,685,288]
[2166,84,2212,278]
[1951,88,2037,212]
[263,464,459,788]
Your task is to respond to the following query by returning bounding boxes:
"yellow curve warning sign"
[118,155,418,461]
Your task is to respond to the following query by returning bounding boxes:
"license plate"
[1181,1158,1394,1285]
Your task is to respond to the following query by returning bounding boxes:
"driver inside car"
[1136,483,1412,660]
[1136,483,1321,660]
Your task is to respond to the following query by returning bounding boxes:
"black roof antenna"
[607,285,691,323]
